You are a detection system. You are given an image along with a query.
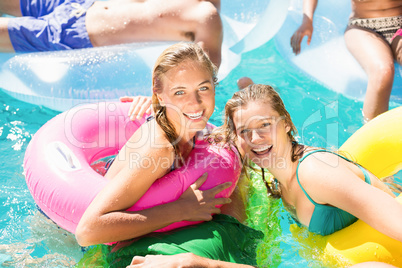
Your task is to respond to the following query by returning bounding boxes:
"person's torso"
[85,0,210,46]
[283,149,372,235]
[351,0,402,19]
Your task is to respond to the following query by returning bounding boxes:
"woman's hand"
[128,254,193,268]
[178,172,232,222]
[127,253,254,268]
[120,96,152,120]
[290,14,314,55]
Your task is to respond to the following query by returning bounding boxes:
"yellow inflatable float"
[293,106,402,267]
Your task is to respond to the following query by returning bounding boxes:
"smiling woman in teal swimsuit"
[125,83,402,239]
[216,84,402,239]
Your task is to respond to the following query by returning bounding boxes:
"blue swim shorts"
[8,0,94,52]
[20,0,67,17]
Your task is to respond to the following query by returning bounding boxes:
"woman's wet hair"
[151,42,218,161]
[211,84,304,197]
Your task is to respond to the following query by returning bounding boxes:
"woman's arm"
[75,123,232,246]
[290,0,318,55]
[76,171,232,246]
[299,153,402,242]
[76,124,175,245]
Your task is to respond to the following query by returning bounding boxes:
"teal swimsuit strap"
[296,149,371,206]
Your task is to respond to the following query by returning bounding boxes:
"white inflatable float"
[0,0,290,111]
[275,0,402,103]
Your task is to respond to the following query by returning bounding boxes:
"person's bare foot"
[237,77,254,89]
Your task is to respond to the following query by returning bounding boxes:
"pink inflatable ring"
[24,102,241,234]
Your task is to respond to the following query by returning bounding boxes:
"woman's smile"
[183,110,204,120]
[251,144,273,156]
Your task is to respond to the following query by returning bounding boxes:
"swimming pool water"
[0,40,401,267]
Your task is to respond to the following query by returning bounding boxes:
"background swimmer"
[0,0,222,67]
[291,0,402,121]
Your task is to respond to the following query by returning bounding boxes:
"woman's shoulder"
[300,148,345,166]
[295,148,352,205]
[297,148,346,181]
[127,120,174,154]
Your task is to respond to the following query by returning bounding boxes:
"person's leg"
[0,0,22,17]
[345,26,395,121]
[0,17,15,52]
[391,32,402,64]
